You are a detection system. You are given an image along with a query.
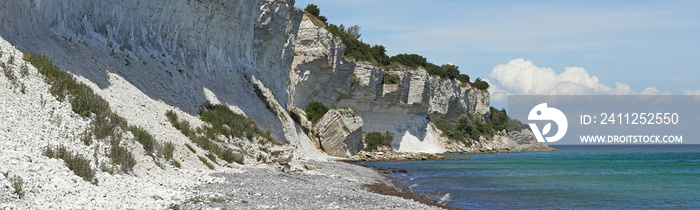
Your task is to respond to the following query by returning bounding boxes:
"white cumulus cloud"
[682,89,700,95]
[488,59,669,108]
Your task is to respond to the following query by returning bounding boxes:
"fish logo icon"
[528,103,567,143]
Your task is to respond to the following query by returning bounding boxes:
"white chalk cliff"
[0,0,549,159]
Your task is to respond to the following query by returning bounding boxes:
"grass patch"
[7,55,15,65]
[80,130,93,146]
[210,197,227,203]
[2,61,19,89]
[185,143,196,153]
[304,10,328,29]
[24,53,175,168]
[168,204,180,210]
[199,104,277,144]
[19,63,29,78]
[199,156,215,169]
[43,145,97,183]
[186,196,205,204]
[172,159,181,168]
[166,105,279,165]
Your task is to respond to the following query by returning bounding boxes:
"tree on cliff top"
[304,4,327,24]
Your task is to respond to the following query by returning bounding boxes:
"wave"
[439,193,453,205]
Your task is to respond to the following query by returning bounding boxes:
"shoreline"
[343,149,558,210]
[363,182,458,210]
[347,160,460,210]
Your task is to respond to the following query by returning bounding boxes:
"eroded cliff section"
[289,14,506,154]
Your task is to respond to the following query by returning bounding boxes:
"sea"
[357,144,700,209]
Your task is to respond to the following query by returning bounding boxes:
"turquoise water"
[358,145,700,209]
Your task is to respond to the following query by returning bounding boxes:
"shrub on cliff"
[383,74,400,85]
[44,145,98,183]
[488,107,529,132]
[390,54,427,68]
[472,78,489,90]
[305,5,477,89]
[363,131,394,151]
[430,115,470,146]
[305,101,329,124]
[304,4,327,25]
[308,4,388,66]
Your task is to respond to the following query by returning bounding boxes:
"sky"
[294,0,700,108]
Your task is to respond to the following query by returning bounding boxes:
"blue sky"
[295,0,700,108]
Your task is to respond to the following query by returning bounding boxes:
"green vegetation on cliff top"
[304,4,488,90]
[431,107,528,145]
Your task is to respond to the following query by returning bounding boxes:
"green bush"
[24,52,143,146]
[2,61,17,84]
[383,74,401,85]
[44,145,97,183]
[472,78,490,90]
[304,4,327,25]
[166,105,276,164]
[304,5,480,86]
[10,175,23,194]
[161,142,175,159]
[165,110,178,122]
[456,74,470,85]
[200,104,277,144]
[8,55,15,65]
[305,101,329,124]
[130,126,155,154]
[363,131,393,151]
[430,107,525,145]
[288,109,302,125]
[92,114,119,140]
[20,63,30,78]
[304,4,321,19]
[487,107,528,132]
[326,23,389,66]
[390,54,427,68]
[430,115,469,145]
[108,138,136,173]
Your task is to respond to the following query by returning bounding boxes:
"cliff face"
[289,15,493,153]
[0,0,327,158]
[0,0,550,156]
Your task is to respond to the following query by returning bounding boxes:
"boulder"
[312,108,364,158]
[230,147,245,165]
[270,146,294,165]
